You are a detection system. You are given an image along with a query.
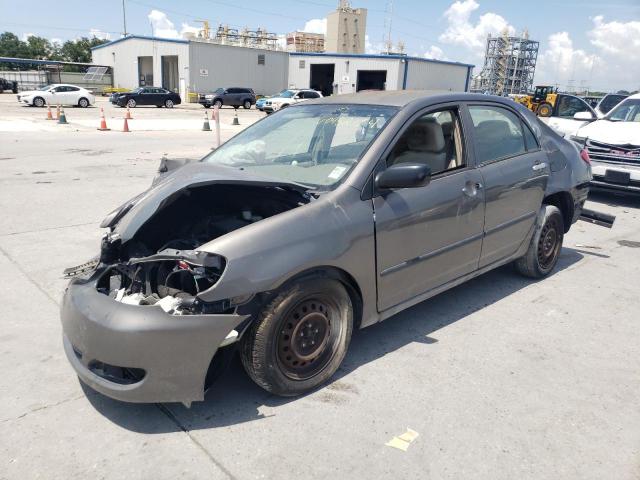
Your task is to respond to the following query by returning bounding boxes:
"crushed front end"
[60,171,310,405]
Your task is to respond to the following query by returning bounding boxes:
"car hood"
[107,162,310,242]
[577,120,640,146]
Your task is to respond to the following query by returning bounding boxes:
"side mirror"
[375,163,431,190]
[574,111,595,121]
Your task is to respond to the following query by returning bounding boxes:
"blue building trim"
[402,59,409,90]
[91,35,189,51]
[465,66,472,92]
[290,51,474,69]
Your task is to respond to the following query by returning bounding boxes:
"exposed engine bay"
[90,183,309,314]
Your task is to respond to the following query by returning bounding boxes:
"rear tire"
[537,103,553,117]
[243,100,252,109]
[515,205,564,278]
[241,278,353,396]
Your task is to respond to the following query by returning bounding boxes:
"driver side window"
[387,109,464,175]
[557,95,591,118]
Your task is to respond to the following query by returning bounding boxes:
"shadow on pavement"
[589,190,640,209]
[86,247,584,432]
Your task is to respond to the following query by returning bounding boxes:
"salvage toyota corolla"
[61,91,593,406]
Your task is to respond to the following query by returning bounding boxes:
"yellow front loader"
[514,86,558,117]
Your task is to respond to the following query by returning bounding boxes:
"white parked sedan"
[17,84,95,107]
[263,89,323,113]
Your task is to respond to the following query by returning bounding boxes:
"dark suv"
[199,87,256,109]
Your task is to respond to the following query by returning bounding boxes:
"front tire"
[241,278,353,396]
[164,99,174,108]
[537,102,553,117]
[126,98,136,108]
[78,97,89,108]
[33,97,45,107]
[213,99,223,109]
[243,100,252,109]
[515,205,564,278]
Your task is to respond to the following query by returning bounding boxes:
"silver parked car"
[61,91,592,406]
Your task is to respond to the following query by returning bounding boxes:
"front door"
[374,106,485,311]
[544,94,596,137]
[465,104,548,268]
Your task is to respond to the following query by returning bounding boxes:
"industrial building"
[91,35,473,101]
[91,35,289,100]
[285,32,325,53]
[472,31,539,96]
[289,53,473,96]
[326,1,367,54]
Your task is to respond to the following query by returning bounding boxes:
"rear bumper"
[61,276,248,405]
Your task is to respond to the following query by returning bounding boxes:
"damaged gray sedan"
[61,91,593,406]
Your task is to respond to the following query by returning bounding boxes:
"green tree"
[60,36,108,63]
[24,35,54,59]
[0,32,29,58]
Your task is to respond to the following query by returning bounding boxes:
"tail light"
[580,148,591,165]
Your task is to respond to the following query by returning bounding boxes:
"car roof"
[303,90,519,108]
[628,93,640,100]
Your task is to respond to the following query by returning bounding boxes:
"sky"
[2,0,639,91]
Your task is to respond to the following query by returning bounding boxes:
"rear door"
[465,103,548,268]
[226,88,241,106]
[374,104,485,311]
[63,86,81,105]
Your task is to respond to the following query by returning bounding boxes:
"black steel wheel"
[515,205,564,278]
[241,277,353,396]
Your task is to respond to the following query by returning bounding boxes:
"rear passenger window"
[469,106,526,163]
[522,122,539,150]
[387,108,465,175]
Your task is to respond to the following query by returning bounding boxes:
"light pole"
[122,0,128,37]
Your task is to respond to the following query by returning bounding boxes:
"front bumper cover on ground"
[61,276,249,405]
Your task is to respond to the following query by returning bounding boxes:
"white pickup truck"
[573,93,640,194]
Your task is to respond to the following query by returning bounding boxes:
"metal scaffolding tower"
[472,30,539,96]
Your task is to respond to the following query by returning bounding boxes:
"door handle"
[462,182,482,197]
[532,162,547,171]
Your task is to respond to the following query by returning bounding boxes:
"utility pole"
[122,0,128,37]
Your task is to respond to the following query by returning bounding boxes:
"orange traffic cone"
[46,106,53,120]
[97,108,110,131]
[125,107,133,120]
[122,117,130,133]
[55,104,60,120]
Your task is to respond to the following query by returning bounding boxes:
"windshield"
[38,85,53,91]
[607,99,640,122]
[278,90,297,98]
[132,88,143,93]
[212,88,225,94]
[202,104,397,189]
